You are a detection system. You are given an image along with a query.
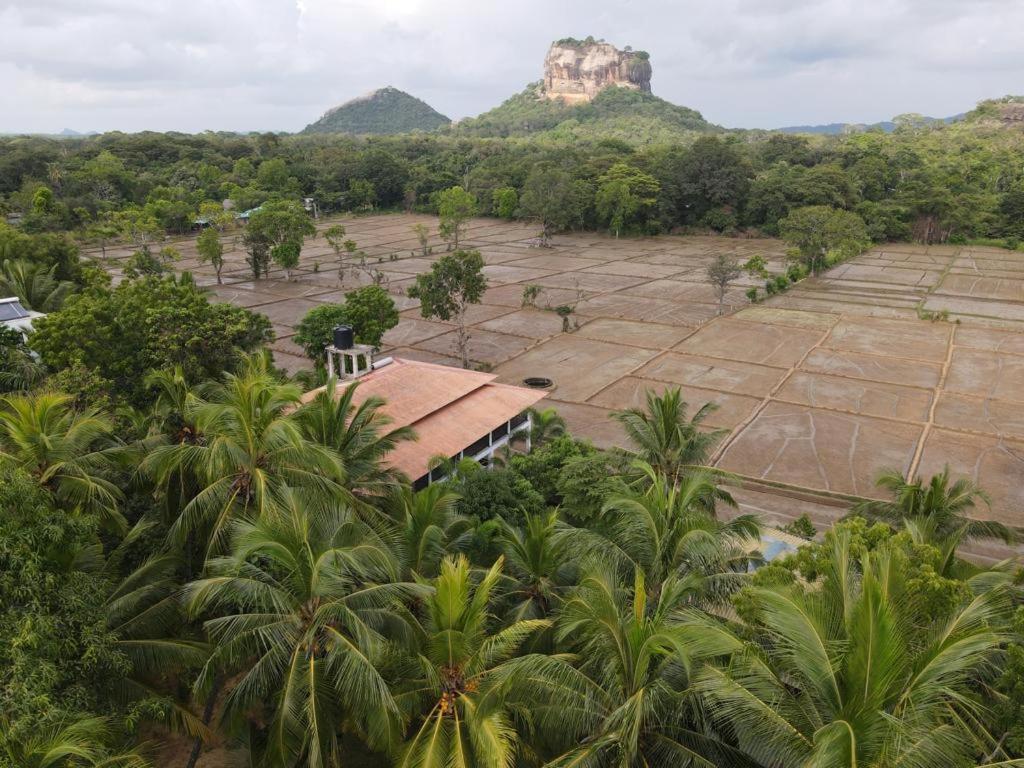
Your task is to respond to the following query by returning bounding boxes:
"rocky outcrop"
[542,38,652,103]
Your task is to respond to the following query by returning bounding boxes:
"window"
[412,474,429,491]
[491,421,509,442]
[510,411,528,430]
[464,434,491,457]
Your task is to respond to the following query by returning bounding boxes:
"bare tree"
[706,254,742,316]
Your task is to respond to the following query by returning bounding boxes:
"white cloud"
[0,0,1021,132]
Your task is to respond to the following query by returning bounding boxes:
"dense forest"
[2,93,1024,248]
[2,92,1024,768]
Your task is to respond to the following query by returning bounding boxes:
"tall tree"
[142,354,348,559]
[518,165,578,246]
[595,163,660,237]
[397,555,554,768]
[613,388,727,483]
[185,494,415,768]
[853,466,1015,555]
[705,254,742,316]
[0,391,124,532]
[546,565,748,767]
[435,186,477,251]
[295,379,415,494]
[195,226,225,285]
[407,250,487,368]
[242,200,315,280]
[779,205,869,275]
[697,530,1016,768]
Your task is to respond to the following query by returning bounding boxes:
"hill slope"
[302,87,450,135]
[452,83,718,145]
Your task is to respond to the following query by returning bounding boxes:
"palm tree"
[853,466,1015,548]
[545,565,749,767]
[397,555,554,768]
[0,715,149,767]
[102,530,211,741]
[600,462,760,605]
[0,392,125,532]
[296,379,415,494]
[142,355,349,559]
[613,388,727,483]
[527,406,566,447]
[0,259,74,311]
[498,510,577,621]
[185,492,417,768]
[385,483,467,577]
[695,531,1015,768]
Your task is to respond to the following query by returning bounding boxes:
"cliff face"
[542,40,652,103]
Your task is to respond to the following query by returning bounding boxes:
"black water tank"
[332,325,354,349]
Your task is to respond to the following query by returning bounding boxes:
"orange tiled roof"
[304,358,546,481]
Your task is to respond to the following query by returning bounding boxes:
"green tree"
[613,388,727,483]
[142,354,349,559]
[397,555,552,768]
[407,250,487,368]
[195,227,224,285]
[595,163,660,237]
[852,466,1015,559]
[0,715,149,768]
[600,462,758,599]
[0,392,125,532]
[186,495,414,768]
[270,239,301,281]
[293,285,399,359]
[545,565,747,767]
[0,259,73,311]
[242,200,315,280]
[435,186,477,251]
[296,379,415,493]
[779,205,870,275]
[384,483,466,577]
[30,275,271,407]
[519,165,580,246]
[0,464,126,743]
[698,530,1015,768]
[491,186,518,220]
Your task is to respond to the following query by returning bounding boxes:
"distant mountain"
[454,82,716,144]
[302,87,450,135]
[774,115,964,135]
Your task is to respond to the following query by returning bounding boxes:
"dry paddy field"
[98,214,1024,556]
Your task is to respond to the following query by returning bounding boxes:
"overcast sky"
[1,0,1022,134]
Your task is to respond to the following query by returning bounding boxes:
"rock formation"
[542,38,652,103]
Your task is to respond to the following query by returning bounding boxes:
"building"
[0,297,43,339]
[302,354,547,489]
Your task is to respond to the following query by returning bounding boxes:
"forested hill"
[452,83,718,144]
[302,86,450,135]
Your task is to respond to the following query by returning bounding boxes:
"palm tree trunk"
[184,675,222,768]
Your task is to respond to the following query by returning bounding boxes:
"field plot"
[96,217,1024,529]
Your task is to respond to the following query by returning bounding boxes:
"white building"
[0,297,43,339]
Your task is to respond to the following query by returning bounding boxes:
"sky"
[1,0,1022,134]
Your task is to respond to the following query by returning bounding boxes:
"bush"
[745,287,759,303]
[557,451,628,525]
[508,435,591,506]
[700,207,738,233]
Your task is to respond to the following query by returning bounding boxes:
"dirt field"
[97,215,1024,538]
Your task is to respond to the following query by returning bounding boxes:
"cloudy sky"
[1,0,1022,134]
